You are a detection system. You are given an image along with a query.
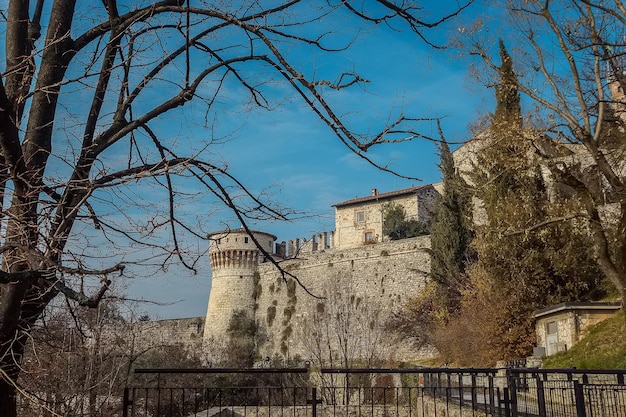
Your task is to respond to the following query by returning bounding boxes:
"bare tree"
[299,275,392,367]
[19,300,204,416]
[298,276,393,404]
[0,0,471,414]
[460,0,626,306]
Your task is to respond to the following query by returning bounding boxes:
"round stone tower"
[203,228,276,350]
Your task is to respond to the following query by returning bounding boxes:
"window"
[356,210,365,223]
[364,231,374,243]
[547,321,557,335]
[244,237,249,243]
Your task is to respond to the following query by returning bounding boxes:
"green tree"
[493,39,521,128]
[462,0,626,308]
[428,139,473,314]
[439,43,606,364]
[225,310,259,367]
[382,203,428,240]
[389,139,473,348]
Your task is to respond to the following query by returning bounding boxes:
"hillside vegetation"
[542,312,626,369]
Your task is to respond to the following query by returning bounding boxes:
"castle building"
[203,229,278,341]
[201,186,439,363]
[332,185,438,249]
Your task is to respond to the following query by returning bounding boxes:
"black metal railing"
[122,368,626,417]
[508,368,626,417]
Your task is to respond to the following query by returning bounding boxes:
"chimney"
[372,188,378,196]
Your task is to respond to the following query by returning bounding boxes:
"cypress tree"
[429,139,473,314]
[494,39,522,127]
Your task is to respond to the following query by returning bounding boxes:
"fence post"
[122,388,130,417]
[458,373,464,407]
[471,373,477,410]
[507,370,518,417]
[573,381,587,417]
[536,377,546,417]
[488,375,496,416]
[503,387,511,417]
[309,387,322,417]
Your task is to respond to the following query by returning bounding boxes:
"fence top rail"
[133,367,626,377]
[510,368,626,376]
[132,367,502,375]
[320,367,499,374]
[133,367,311,374]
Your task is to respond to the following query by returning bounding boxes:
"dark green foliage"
[450,53,605,361]
[226,310,258,366]
[428,139,473,313]
[494,39,522,126]
[228,309,257,339]
[432,45,606,365]
[252,271,262,301]
[382,203,428,240]
[267,305,276,326]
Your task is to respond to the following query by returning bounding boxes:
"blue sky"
[118,3,495,320]
[0,0,494,318]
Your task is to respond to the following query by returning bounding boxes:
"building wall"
[333,188,438,250]
[100,317,205,358]
[535,307,620,355]
[123,234,433,366]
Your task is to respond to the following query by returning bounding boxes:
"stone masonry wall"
[254,235,432,364]
[100,236,433,365]
[99,317,205,358]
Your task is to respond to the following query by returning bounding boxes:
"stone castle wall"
[106,234,432,365]
[99,317,205,358]
[204,229,277,342]
[253,235,432,364]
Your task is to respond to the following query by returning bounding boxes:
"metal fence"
[508,369,626,417]
[122,368,626,417]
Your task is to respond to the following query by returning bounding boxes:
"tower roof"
[208,227,277,241]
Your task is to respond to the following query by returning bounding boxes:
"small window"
[216,238,221,244]
[356,211,365,223]
[547,321,558,335]
[364,231,374,243]
[244,237,249,243]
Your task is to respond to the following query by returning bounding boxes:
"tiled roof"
[333,184,434,208]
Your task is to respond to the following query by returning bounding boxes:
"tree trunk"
[0,345,22,417]
[0,378,17,417]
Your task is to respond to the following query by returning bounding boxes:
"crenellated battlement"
[284,231,335,257]
[209,249,261,270]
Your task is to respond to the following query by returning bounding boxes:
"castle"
[203,184,439,364]
[108,184,441,366]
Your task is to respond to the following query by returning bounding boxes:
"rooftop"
[333,184,434,208]
[534,301,621,319]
